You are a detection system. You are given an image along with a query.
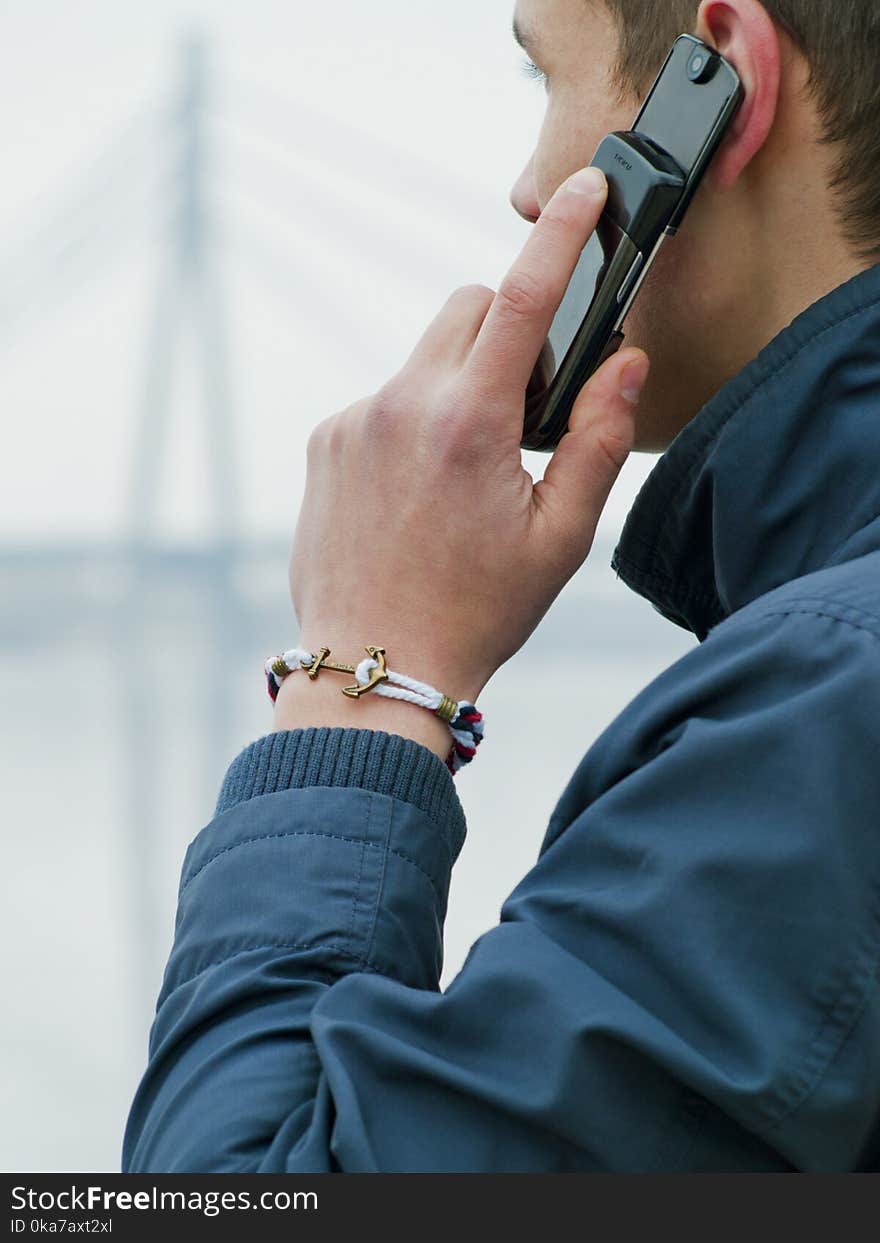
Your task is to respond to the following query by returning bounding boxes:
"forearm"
[123,725,467,1171]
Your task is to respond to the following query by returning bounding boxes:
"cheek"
[625,240,692,350]
[531,94,620,209]
[623,233,731,404]
[639,230,734,335]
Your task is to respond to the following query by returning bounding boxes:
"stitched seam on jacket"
[738,602,880,1130]
[362,795,393,966]
[612,555,720,606]
[550,600,880,1138]
[164,940,385,998]
[758,589,880,628]
[760,880,880,1133]
[214,779,460,840]
[180,830,443,903]
[758,604,880,644]
[347,793,371,952]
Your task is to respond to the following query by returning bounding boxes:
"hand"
[288,165,650,705]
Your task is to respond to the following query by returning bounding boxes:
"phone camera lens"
[688,48,717,83]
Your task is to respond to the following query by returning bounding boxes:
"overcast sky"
[0,0,659,544]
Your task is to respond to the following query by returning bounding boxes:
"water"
[0,537,694,1171]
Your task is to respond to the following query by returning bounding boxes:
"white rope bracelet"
[265,644,484,775]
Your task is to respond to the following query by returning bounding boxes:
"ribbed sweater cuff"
[214,727,467,859]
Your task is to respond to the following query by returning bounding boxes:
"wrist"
[271,661,455,764]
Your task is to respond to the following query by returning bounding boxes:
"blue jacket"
[122,264,880,1173]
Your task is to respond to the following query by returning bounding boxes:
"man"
[122,0,880,1171]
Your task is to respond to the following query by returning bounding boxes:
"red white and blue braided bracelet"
[265,644,484,776]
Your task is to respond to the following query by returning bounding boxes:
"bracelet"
[265,644,484,775]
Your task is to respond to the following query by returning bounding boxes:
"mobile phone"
[520,34,743,452]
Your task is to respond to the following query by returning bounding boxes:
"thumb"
[531,347,649,555]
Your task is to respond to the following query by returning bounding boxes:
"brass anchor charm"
[305,645,389,698]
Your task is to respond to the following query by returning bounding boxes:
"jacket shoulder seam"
[745,597,880,644]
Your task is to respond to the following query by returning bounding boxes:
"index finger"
[466,165,609,400]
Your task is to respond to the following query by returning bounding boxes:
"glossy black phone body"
[520,35,743,452]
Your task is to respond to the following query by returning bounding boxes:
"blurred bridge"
[0,36,505,1014]
[0,37,681,1032]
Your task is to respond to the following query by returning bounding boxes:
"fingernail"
[620,357,650,404]
[565,166,606,198]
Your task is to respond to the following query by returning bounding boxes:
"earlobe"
[695,0,781,190]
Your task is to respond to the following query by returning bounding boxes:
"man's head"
[510,0,880,451]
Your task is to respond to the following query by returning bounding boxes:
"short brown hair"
[604,1,880,259]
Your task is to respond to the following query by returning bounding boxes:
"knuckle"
[496,268,549,320]
[593,420,633,473]
[428,388,491,465]
[362,383,404,434]
[306,417,330,460]
[425,388,470,453]
[308,410,349,460]
[328,411,350,450]
[535,203,573,236]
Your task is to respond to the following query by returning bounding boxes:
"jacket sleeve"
[121,602,880,1173]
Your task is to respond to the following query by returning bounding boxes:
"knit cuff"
[214,727,467,860]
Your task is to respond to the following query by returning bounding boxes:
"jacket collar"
[611,262,880,641]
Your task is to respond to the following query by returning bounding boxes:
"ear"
[695,0,782,190]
